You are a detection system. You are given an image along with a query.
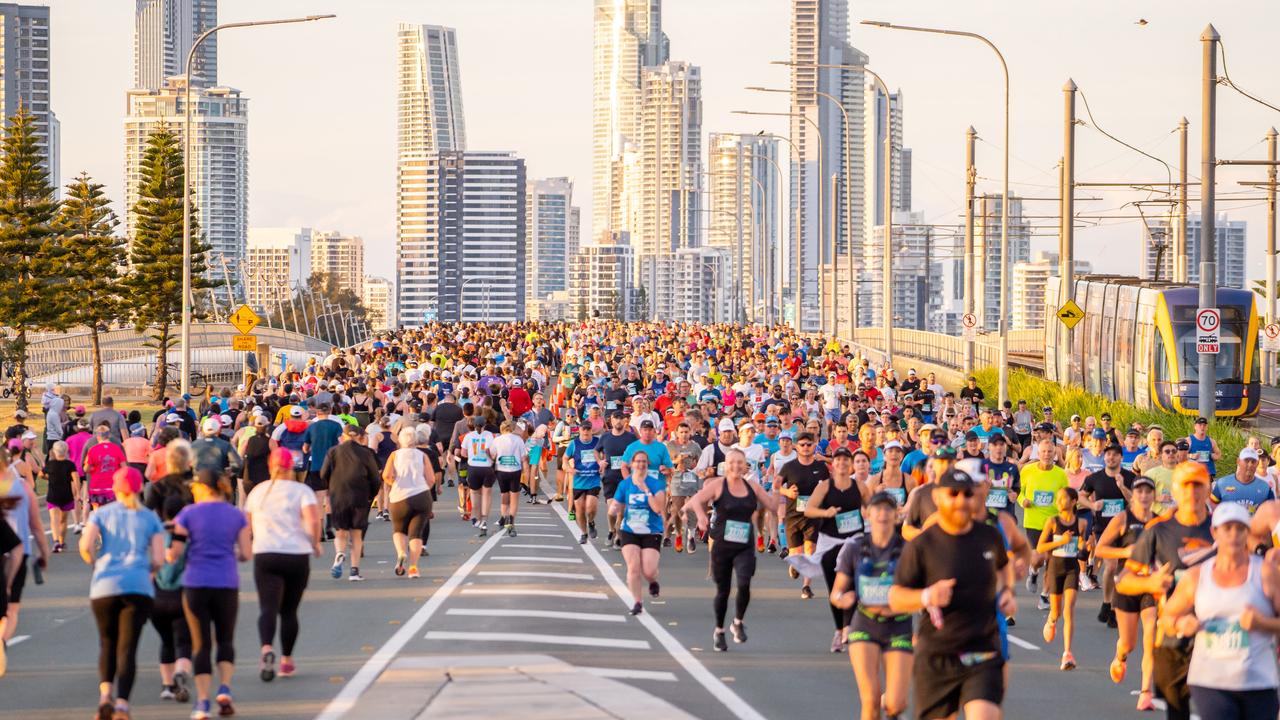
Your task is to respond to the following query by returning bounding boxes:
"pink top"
[85,442,127,494]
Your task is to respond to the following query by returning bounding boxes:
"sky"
[41,0,1280,286]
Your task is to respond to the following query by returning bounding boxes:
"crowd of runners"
[2,320,1280,719]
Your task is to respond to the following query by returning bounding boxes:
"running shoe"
[687,531,696,555]
[279,660,296,678]
[1060,652,1076,671]
[394,555,407,577]
[649,581,660,597]
[800,585,814,600]
[1005,615,1016,627]
[161,686,177,701]
[713,630,728,652]
[330,553,345,579]
[788,566,800,580]
[731,620,747,644]
[260,650,277,682]
[478,522,488,538]
[589,522,598,539]
[498,515,508,528]
[325,528,335,541]
[507,524,517,538]
[674,534,684,553]
[526,495,536,504]
[173,671,192,703]
[554,494,565,502]
[1078,574,1097,592]
[613,536,622,549]
[215,685,234,715]
[1042,618,1056,644]
[756,535,765,553]
[52,541,63,553]
[190,699,212,720]
[629,602,643,615]
[607,530,616,543]
[779,547,790,559]
[830,630,844,653]
[349,568,364,582]
[97,701,113,720]
[447,478,455,487]
[1096,602,1112,624]
[767,540,778,554]
[408,565,420,579]
[113,704,133,720]
[1109,654,1127,684]
[579,533,588,545]
[1037,594,1050,611]
[568,510,576,521]
[1107,610,1118,629]
[661,535,672,548]
[1025,568,1038,594]
[1136,690,1155,711]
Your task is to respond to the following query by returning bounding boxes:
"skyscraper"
[972,194,1031,331]
[865,86,909,230]
[245,227,312,313]
[0,4,56,189]
[124,77,249,284]
[1143,213,1247,289]
[362,276,394,332]
[396,151,527,326]
[636,61,701,272]
[789,0,867,331]
[311,231,364,298]
[592,0,668,239]
[570,235,635,322]
[708,133,779,323]
[134,0,217,90]
[526,177,580,316]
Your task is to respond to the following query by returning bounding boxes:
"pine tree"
[124,124,210,400]
[0,105,64,411]
[55,172,124,405]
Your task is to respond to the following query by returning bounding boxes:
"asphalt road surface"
[3,484,1171,719]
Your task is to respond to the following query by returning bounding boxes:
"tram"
[1044,275,1260,418]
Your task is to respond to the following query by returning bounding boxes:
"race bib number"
[795,495,810,513]
[610,456,624,470]
[886,487,906,506]
[1197,618,1249,661]
[1101,499,1125,518]
[836,509,863,535]
[497,455,520,471]
[1197,450,1211,462]
[579,454,597,467]
[723,519,751,544]
[626,496,650,534]
[857,574,892,606]
[606,401,618,411]
[986,488,1008,509]
[1052,534,1078,558]
[1033,490,1054,507]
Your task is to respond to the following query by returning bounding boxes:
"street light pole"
[964,126,976,374]
[1176,118,1189,283]
[863,20,1010,406]
[1198,24,1219,421]
[1266,127,1276,385]
[1062,80,1077,383]
[180,13,335,395]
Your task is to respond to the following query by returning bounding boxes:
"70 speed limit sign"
[1196,307,1220,355]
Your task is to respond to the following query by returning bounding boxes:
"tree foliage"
[264,272,369,347]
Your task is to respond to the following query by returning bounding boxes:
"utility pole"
[963,126,977,374]
[1267,127,1277,385]
[1198,25,1219,421]
[1062,81,1077,382]
[1176,118,1189,283]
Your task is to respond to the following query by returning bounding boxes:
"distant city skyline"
[30,0,1280,288]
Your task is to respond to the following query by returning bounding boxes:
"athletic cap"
[1195,416,1208,425]
[936,468,977,490]
[831,447,854,460]
[932,446,957,460]
[113,466,143,494]
[987,432,1007,444]
[1212,501,1251,529]
[289,406,304,418]
[882,440,905,453]
[1090,428,1107,439]
[1172,460,1210,486]
[1131,476,1156,489]
[963,430,979,442]
[718,418,736,433]
[1239,447,1260,461]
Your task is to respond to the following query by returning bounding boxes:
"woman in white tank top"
[1161,502,1280,720]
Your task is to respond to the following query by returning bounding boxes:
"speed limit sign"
[1196,307,1220,354]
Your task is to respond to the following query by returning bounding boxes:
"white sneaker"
[1025,568,1038,594]
[1078,574,1097,592]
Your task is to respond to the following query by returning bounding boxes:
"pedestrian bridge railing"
[839,327,1045,373]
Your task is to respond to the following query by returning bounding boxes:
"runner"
[1081,443,1135,620]
[79,467,164,720]
[44,440,80,554]
[491,420,527,537]
[244,448,320,682]
[382,427,435,578]
[1036,487,1086,671]
[1020,438,1069,611]
[1210,447,1275,514]
[803,447,870,652]
[689,448,779,651]
[598,412,637,547]
[301,402,343,541]
[610,450,667,615]
[830,491,911,720]
[665,422,702,553]
[1095,475,1159,710]
[321,424,381,581]
[460,416,497,537]
[563,423,602,545]
[778,431,828,599]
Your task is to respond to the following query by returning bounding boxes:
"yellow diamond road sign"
[229,304,261,336]
[1057,299,1084,330]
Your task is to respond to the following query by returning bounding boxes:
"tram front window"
[1170,321,1244,383]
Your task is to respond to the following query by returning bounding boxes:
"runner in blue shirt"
[610,452,668,615]
[622,420,674,479]
[1210,447,1275,514]
[564,425,603,544]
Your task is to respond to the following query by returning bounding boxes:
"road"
[2,483,1171,719]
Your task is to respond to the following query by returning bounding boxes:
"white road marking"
[425,630,651,650]
[8,635,30,646]
[314,530,506,720]
[549,502,767,720]
[582,666,678,682]
[445,608,625,623]
[477,571,594,580]
[1006,634,1040,651]
[510,522,558,527]
[500,543,574,550]
[512,533,565,538]
[460,588,609,600]
[488,555,584,564]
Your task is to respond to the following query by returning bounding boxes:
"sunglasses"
[947,488,974,498]
[1162,449,1176,455]
[797,441,815,447]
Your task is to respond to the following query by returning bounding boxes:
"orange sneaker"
[408,565,420,579]
[674,534,684,553]
[756,535,766,553]
[1109,655,1127,684]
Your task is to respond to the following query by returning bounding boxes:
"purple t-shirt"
[174,501,246,589]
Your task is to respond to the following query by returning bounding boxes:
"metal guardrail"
[841,328,1045,372]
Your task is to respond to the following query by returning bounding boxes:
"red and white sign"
[961,313,978,329]
[1263,323,1280,352]
[1196,307,1220,355]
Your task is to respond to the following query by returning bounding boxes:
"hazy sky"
[42,0,1280,284]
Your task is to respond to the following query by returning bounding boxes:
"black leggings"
[150,587,191,665]
[183,587,238,676]
[821,543,854,631]
[711,542,756,628]
[91,594,153,701]
[254,553,310,655]
[391,491,432,543]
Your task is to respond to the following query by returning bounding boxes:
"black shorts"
[9,558,27,603]
[1046,555,1080,595]
[601,476,621,502]
[914,652,1005,720]
[496,471,523,494]
[391,491,432,541]
[847,609,913,653]
[1024,527,1042,548]
[305,470,326,492]
[572,486,601,499]
[465,465,496,490]
[1113,591,1157,614]
[785,514,816,550]
[330,503,370,532]
[618,531,661,551]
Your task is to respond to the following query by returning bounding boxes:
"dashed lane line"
[424,630,651,650]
